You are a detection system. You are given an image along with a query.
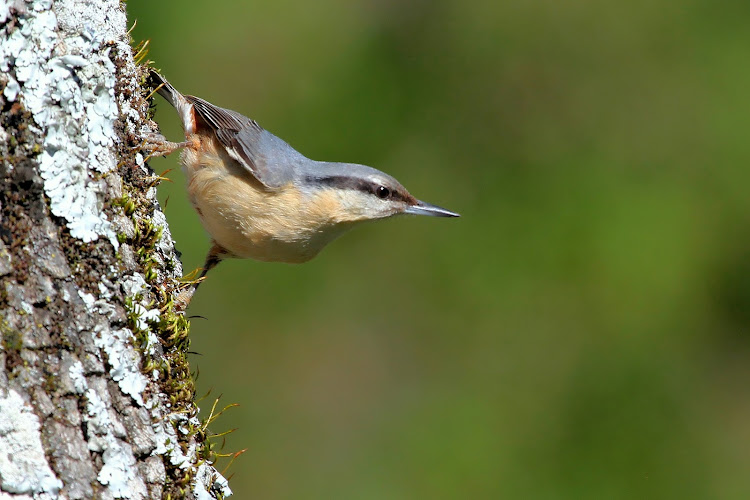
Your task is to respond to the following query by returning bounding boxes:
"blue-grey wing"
[187,96,298,189]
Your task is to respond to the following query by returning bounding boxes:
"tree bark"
[0,0,230,498]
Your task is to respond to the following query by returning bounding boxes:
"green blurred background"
[128,1,750,498]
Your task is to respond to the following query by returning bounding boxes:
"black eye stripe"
[308,175,407,201]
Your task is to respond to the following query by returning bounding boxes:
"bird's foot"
[173,286,195,313]
[141,131,187,158]
[172,271,208,312]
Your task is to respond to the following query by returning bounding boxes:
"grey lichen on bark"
[0,0,231,498]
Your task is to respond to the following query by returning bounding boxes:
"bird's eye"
[376,185,390,199]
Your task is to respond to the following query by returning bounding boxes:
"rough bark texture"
[0,0,230,498]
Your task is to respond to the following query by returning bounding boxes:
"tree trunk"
[0,0,231,498]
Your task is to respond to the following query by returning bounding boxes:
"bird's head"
[302,163,459,225]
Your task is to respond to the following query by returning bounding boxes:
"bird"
[147,70,459,293]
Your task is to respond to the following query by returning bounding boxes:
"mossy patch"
[1,319,23,373]
[110,37,236,497]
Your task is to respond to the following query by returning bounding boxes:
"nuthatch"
[147,71,459,289]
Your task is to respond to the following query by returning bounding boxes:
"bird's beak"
[404,200,460,218]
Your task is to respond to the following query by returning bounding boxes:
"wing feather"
[186,96,290,189]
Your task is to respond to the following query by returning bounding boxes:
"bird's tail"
[149,69,182,107]
[148,69,196,133]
